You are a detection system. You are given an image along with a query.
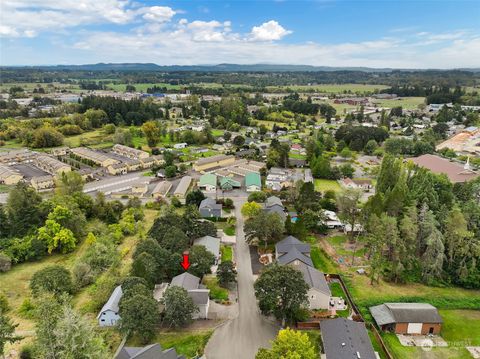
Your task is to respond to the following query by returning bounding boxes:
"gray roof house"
[115,343,185,359]
[320,318,376,359]
[170,273,210,319]
[199,197,222,218]
[276,236,311,257]
[193,236,221,261]
[264,196,286,220]
[277,247,314,268]
[298,265,332,310]
[97,285,123,327]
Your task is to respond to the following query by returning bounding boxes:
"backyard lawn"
[220,245,233,262]
[203,275,229,302]
[314,179,341,193]
[310,246,338,273]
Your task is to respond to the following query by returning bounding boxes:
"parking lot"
[12,163,49,179]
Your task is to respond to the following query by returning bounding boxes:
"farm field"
[314,179,341,192]
[371,96,425,110]
[267,83,390,93]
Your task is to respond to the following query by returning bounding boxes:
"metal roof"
[199,173,217,187]
[174,176,192,196]
[370,303,443,326]
[320,318,376,359]
[245,172,261,187]
[98,285,123,318]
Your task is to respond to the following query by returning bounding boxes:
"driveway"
[205,197,278,359]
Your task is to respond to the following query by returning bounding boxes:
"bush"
[248,191,267,203]
[19,344,36,359]
[0,293,9,312]
[73,262,95,288]
[30,265,74,297]
[18,298,35,319]
[0,252,12,272]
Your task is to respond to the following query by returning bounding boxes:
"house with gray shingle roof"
[115,343,185,359]
[97,285,123,327]
[297,265,331,310]
[320,318,376,359]
[199,197,222,218]
[168,273,210,319]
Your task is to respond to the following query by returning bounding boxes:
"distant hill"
[5,63,479,73]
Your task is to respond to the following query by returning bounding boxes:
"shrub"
[73,262,95,288]
[30,265,74,297]
[0,252,12,272]
[18,298,35,319]
[0,293,9,312]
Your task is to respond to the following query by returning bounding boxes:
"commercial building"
[193,154,235,172]
[71,147,119,167]
[152,181,172,199]
[112,144,149,160]
[0,164,23,185]
[173,176,192,202]
[409,154,479,183]
[245,172,261,192]
[0,149,36,164]
[30,175,55,190]
[33,155,71,175]
[199,173,217,192]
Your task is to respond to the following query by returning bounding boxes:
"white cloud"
[142,6,176,22]
[250,20,292,41]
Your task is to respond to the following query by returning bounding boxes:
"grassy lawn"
[329,282,344,298]
[220,245,233,262]
[0,184,12,193]
[289,152,306,160]
[371,97,425,110]
[439,309,480,346]
[314,179,341,193]
[310,246,338,273]
[303,330,321,357]
[382,332,472,359]
[211,129,224,137]
[203,275,228,302]
[224,226,235,236]
[63,129,109,148]
[128,330,213,358]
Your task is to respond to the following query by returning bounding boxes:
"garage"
[407,323,423,334]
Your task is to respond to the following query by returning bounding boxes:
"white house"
[173,143,188,149]
[97,285,123,327]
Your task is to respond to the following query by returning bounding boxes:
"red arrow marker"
[181,251,190,271]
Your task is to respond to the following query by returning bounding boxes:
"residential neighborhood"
[1,1,480,358]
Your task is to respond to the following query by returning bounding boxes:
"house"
[409,154,479,183]
[219,177,241,191]
[170,273,210,319]
[132,183,149,197]
[193,235,221,264]
[264,196,286,221]
[339,177,357,189]
[193,154,235,172]
[370,303,443,335]
[173,176,192,203]
[115,343,184,359]
[50,146,69,156]
[199,173,217,192]
[112,144,149,160]
[275,236,313,268]
[334,97,369,106]
[31,175,55,190]
[173,142,188,150]
[298,265,331,310]
[245,172,261,192]
[199,197,222,218]
[152,181,172,199]
[0,164,23,185]
[71,147,119,167]
[140,157,156,169]
[97,285,123,327]
[320,318,376,359]
[352,179,373,191]
[323,210,344,229]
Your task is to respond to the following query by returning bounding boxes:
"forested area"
[362,154,480,289]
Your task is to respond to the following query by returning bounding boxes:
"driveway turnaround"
[205,197,278,359]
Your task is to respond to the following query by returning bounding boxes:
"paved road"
[205,197,278,359]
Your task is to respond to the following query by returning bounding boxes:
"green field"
[314,179,341,192]
[310,246,339,273]
[267,84,390,93]
[371,97,425,110]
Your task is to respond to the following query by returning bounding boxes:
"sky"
[1,0,480,68]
